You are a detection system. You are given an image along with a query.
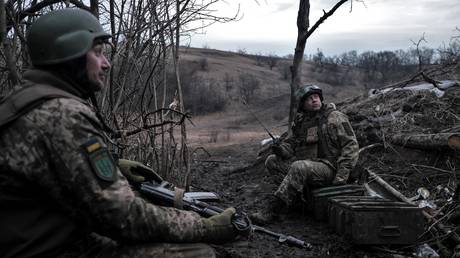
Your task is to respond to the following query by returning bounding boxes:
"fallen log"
[390,133,460,151]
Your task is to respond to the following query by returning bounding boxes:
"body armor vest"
[292,106,336,168]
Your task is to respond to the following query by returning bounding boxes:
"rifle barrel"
[139,182,311,249]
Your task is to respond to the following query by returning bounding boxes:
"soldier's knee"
[289,160,316,176]
[290,160,306,172]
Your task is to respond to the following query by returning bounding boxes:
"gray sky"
[187,0,460,56]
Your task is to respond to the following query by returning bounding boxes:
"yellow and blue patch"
[82,138,117,182]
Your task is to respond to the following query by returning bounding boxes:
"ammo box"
[309,185,365,220]
[328,196,386,234]
[328,197,425,245]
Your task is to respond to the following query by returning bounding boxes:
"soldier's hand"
[118,159,163,184]
[271,143,284,157]
[203,207,250,243]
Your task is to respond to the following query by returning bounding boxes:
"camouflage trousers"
[57,233,216,258]
[265,154,335,207]
[264,154,293,185]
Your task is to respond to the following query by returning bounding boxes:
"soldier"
[0,8,248,258]
[251,85,359,224]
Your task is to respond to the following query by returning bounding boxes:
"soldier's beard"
[46,55,100,99]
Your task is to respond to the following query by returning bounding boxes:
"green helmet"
[27,8,110,66]
[296,84,323,102]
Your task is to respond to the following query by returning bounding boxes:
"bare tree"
[0,0,238,187]
[266,54,278,70]
[411,33,428,71]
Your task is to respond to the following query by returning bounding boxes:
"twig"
[426,208,456,233]
[199,160,229,163]
[411,164,456,175]
[358,143,383,154]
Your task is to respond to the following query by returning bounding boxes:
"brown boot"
[249,195,285,225]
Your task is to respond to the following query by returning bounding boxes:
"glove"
[271,142,293,160]
[203,208,251,243]
[118,159,163,184]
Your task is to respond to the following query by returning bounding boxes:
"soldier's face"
[303,94,322,111]
[86,43,111,90]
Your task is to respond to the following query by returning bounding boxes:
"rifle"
[242,100,278,143]
[139,181,312,249]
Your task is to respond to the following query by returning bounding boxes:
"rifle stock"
[139,182,312,249]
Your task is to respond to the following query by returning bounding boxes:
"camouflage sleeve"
[327,111,359,182]
[32,98,211,243]
[275,113,304,159]
[278,141,294,159]
[275,130,296,159]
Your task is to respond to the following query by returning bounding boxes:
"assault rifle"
[139,181,312,249]
[242,100,279,144]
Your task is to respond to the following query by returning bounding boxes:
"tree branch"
[304,0,349,40]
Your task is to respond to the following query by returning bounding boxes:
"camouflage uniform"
[267,103,359,206]
[0,70,217,258]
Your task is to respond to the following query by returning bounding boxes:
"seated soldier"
[251,85,359,224]
[0,8,248,258]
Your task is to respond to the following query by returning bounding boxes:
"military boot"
[249,195,285,225]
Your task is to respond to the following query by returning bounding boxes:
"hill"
[179,47,367,148]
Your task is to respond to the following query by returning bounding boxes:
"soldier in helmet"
[0,8,248,258]
[251,84,359,224]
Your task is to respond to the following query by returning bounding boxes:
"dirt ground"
[191,141,349,258]
[190,140,432,258]
[187,85,460,258]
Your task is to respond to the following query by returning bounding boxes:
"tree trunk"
[288,0,310,130]
[172,0,191,189]
[390,133,460,151]
[288,0,350,129]
[90,0,99,18]
[0,0,5,45]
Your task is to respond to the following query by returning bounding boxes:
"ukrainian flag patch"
[82,138,117,182]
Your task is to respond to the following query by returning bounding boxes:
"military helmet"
[297,84,323,102]
[27,8,110,66]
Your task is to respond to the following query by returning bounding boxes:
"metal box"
[309,185,365,220]
[328,196,387,234]
[329,198,425,245]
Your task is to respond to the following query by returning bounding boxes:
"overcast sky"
[187,0,460,56]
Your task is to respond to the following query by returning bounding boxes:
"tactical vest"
[0,84,83,128]
[292,106,336,168]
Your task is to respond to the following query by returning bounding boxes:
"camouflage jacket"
[0,70,213,258]
[277,103,359,181]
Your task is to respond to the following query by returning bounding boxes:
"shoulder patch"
[82,138,117,182]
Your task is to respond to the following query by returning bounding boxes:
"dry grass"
[179,46,369,149]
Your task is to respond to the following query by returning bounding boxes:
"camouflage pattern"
[0,70,216,258]
[274,160,334,206]
[265,154,293,185]
[267,103,359,206]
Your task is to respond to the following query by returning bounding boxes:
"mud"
[190,86,460,258]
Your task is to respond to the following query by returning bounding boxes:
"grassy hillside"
[180,47,365,108]
[178,47,368,147]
